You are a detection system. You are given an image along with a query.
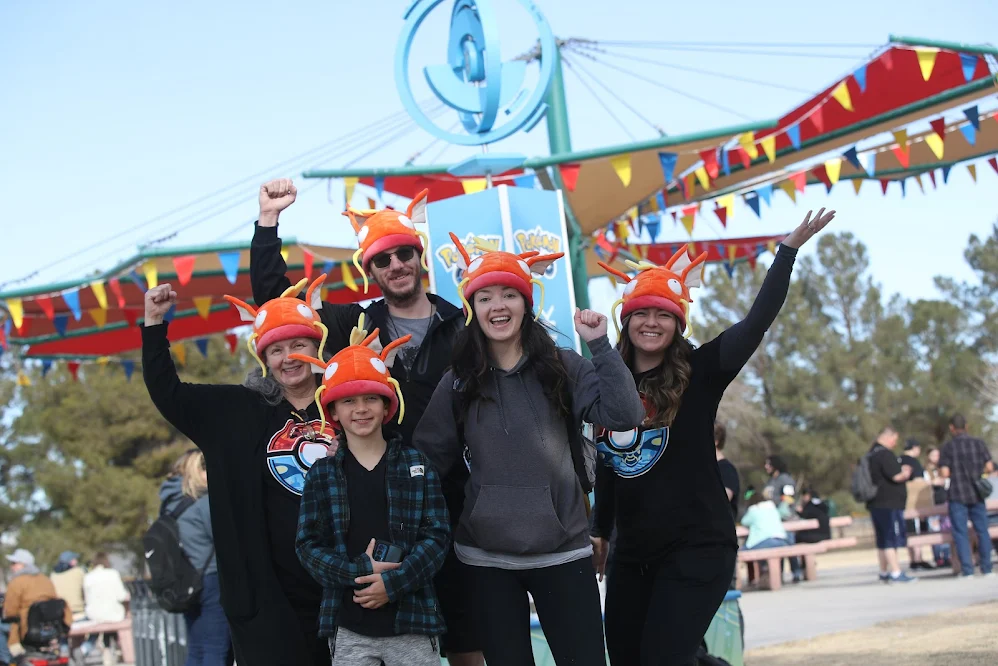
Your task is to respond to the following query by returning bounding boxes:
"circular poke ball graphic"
[266,419,337,495]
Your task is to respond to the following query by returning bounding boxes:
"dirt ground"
[745,601,998,666]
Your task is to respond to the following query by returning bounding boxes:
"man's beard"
[375,268,422,306]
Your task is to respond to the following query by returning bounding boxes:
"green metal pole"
[543,43,592,357]
[888,34,998,57]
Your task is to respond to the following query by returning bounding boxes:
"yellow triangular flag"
[718,194,735,218]
[924,133,945,160]
[738,132,759,159]
[280,248,289,262]
[344,177,358,205]
[892,129,908,149]
[831,81,853,112]
[461,178,488,194]
[6,297,24,330]
[341,262,359,293]
[694,166,711,191]
[89,308,107,329]
[915,48,938,81]
[96,356,110,370]
[320,287,330,302]
[681,214,695,236]
[825,158,843,186]
[192,296,213,320]
[685,173,696,198]
[173,344,187,367]
[90,281,108,310]
[766,240,777,255]
[968,164,977,182]
[610,154,632,187]
[637,244,649,261]
[761,136,776,163]
[914,174,924,193]
[852,179,863,195]
[142,260,158,289]
[17,371,31,387]
[727,245,738,262]
[777,180,797,203]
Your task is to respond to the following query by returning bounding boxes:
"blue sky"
[1,0,996,320]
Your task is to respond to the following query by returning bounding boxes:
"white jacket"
[83,565,129,623]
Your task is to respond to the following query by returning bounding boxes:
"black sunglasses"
[371,246,417,269]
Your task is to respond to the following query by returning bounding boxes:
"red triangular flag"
[671,211,678,222]
[891,145,910,169]
[930,118,946,141]
[809,105,825,133]
[882,50,894,71]
[225,333,238,355]
[123,308,139,327]
[880,179,890,194]
[559,164,581,192]
[699,149,720,180]
[303,249,314,279]
[682,204,699,217]
[988,157,998,175]
[713,205,727,227]
[67,361,81,381]
[0,326,6,351]
[109,278,126,309]
[36,295,55,320]
[928,170,937,188]
[172,255,196,287]
[812,164,832,189]
[729,147,751,170]
[790,171,807,193]
[746,249,757,270]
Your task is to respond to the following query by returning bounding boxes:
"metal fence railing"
[126,580,188,666]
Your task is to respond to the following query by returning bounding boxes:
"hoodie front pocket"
[466,485,568,554]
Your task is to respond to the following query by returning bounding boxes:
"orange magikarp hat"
[449,232,564,326]
[344,189,430,294]
[289,314,412,435]
[599,245,708,339]
[224,274,329,377]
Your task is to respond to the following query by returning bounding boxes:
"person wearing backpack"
[176,451,232,666]
[864,426,916,584]
[591,209,836,665]
[413,235,645,666]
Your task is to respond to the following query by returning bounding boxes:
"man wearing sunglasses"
[251,179,483,666]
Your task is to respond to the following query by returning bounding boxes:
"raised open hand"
[781,208,836,249]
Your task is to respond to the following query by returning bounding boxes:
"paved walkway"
[740,563,998,650]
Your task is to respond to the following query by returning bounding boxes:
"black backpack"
[142,496,213,613]
[850,450,879,503]
[22,598,69,647]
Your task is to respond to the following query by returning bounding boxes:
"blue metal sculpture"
[395,0,557,147]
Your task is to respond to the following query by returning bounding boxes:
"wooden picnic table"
[903,498,998,520]
[735,518,818,538]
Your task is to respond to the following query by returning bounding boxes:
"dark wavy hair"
[616,313,693,427]
[451,294,572,422]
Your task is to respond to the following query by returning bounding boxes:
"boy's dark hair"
[714,422,727,450]
[766,455,787,474]
[950,413,967,431]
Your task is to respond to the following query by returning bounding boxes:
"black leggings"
[469,558,606,666]
[604,546,735,666]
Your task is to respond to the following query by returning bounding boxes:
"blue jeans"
[949,501,993,575]
[183,573,234,666]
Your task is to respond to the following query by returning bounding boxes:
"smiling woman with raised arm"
[142,274,343,666]
[590,208,836,666]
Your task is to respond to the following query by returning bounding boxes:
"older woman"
[143,275,339,666]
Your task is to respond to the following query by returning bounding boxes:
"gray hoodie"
[158,475,187,516]
[177,494,217,576]
[414,335,644,560]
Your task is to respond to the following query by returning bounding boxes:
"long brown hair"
[616,313,692,427]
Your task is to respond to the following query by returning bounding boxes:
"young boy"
[294,320,450,665]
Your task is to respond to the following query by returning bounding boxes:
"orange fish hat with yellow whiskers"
[224,274,329,376]
[448,232,564,326]
[344,189,430,294]
[289,314,411,435]
[599,245,709,339]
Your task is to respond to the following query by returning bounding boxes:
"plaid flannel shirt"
[296,434,451,638]
[939,434,993,505]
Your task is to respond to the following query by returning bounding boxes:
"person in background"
[939,413,994,578]
[177,451,232,666]
[80,553,130,659]
[763,455,795,507]
[900,439,933,570]
[925,446,951,566]
[2,549,73,660]
[714,423,739,519]
[50,551,86,621]
[794,488,831,544]
[740,491,789,583]
[867,426,915,583]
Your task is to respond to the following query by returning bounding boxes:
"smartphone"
[372,540,404,563]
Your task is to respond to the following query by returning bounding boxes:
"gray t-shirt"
[386,314,432,371]
[178,494,217,576]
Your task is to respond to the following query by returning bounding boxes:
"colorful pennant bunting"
[344,177,358,205]
[852,179,863,195]
[373,176,385,200]
[960,54,978,82]
[964,105,980,130]
[341,262,359,292]
[123,309,139,328]
[36,295,55,320]
[959,123,976,146]
[713,205,727,227]
[53,314,69,337]
[173,255,196,286]
[744,193,761,218]
[122,360,135,381]
[942,164,952,183]
[6,298,23,330]
[717,194,735,219]
[699,149,719,179]
[790,171,807,193]
[645,218,660,242]
[731,147,751,169]
[694,167,711,191]
[680,214,695,236]
[914,174,924,193]
[68,361,80,382]
[196,339,209,358]
[89,308,107,329]
[738,132,759,159]
[756,184,772,207]
[853,64,868,93]
[900,179,907,197]
[63,289,82,321]
[720,149,731,176]
[825,158,843,186]
[109,278,126,309]
[861,152,876,177]
[928,170,937,188]
[302,249,314,279]
[892,145,910,169]
[760,136,776,163]
[831,81,853,112]
[812,164,832,190]
[989,157,998,175]
[610,154,632,187]
[880,179,890,194]
[843,147,860,170]
[173,344,187,367]
[809,105,825,133]
[41,360,53,378]
[462,179,488,194]
[914,48,938,81]
[925,133,945,160]
[559,164,581,191]
[163,304,176,323]
[882,50,894,71]
[513,174,536,189]
[218,252,240,285]
[225,333,238,355]
[142,260,158,289]
[967,164,977,182]
[930,117,947,141]
[193,296,212,320]
[778,180,797,203]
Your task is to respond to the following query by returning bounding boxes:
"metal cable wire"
[562,55,637,140]
[563,49,665,135]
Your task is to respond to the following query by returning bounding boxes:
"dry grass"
[746,601,998,666]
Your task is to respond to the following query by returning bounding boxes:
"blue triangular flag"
[163,304,176,323]
[942,164,952,183]
[218,252,240,285]
[195,338,209,358]
[724,262,736,279]
[786,125,801,151]
[637,216,645,235]
[843,147,861,170]
[122,360,135,382]
[720,148,731,176]
[322,260,334,276]
[900,179,906,197]
[960,54,978,82]
[853,64,867,93]
[658,152,678,184]
[62,289,82,321]
[0,346,4,361]
[744,193,761,218]
[128,270,147,293]
[41,360,53,377]
[963,105,980,130]
[645,218,661,242]
[655,191,666,211]
[373,176,385,199]
[756,184,773,207]
[513,174,536,189]
[861,152,876,177]
[960,123,977,146]
[53,314,69,337]
[3,318,10,338]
